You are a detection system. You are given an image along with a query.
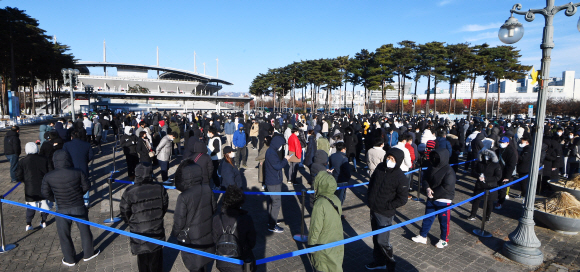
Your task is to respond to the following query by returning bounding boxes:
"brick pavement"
[0,121,579,271]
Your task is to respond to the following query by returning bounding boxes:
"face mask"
[386,160,396,168]
[484,155,490,161]
[570,135,574,139]
[230,153,235,158]
[557,132,563,136]
[278,146,283,151]
[416,130,420,133]
[519,143,527,148]
[500,143,508,149]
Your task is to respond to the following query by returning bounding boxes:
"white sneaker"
[83,249,100,262]
[435,240,448,248]
[40,222,46,229]
[411,235,427,244]
[505,195,510,200]
[25,225,33,231]
[62,258,75,266]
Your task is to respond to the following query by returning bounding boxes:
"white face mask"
[557,132,563,136]
[500,143,508,149]
[519,143,527,148]
[278,146,283,151]
[386,160,396,168]
[570,135,574,139]
[229,153,235,158]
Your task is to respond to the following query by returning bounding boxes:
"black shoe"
[365,262,386,270]
[268,225,284,233]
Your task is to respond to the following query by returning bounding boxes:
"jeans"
[5,154,19,182]
[371,211,393,265]
[56,206,95,263]
[83,191,90,206]
[267,184,282,228]
[159,160,169,181]
[101,130,109,142]
[236,147,247,167]
[288,162,299,184]
[137,250,163,272]
[335,182,348,206]
[419,200,451,242]
[250,136,258,148]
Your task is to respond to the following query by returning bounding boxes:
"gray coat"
[156,135,173,162]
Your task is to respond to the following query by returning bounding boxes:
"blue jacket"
[62,138,94,177]
[264,136,288,185]
[436,136,453,155]
[386,131,398,147]
[233,124,247,148]
[224,121,236,135]
[329,151,351,184]
[220,159,243,189]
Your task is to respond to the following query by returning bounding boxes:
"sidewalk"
[0,124,578,271]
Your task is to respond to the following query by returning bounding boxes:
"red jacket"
[288,134,302,159]
[405,143,415,167]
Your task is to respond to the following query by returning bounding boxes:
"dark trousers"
[56,206,95,263]
[497,180,509,205]
[371,211,393,265]
[236,147,247,167]
[258,138,264,151]
[470,189,496,220]
[159,160,169,181]
[137,250,163,272]
[212,160,220,187]
[5,154,19,182]
[126,154,139,177]
[519,175,530,198]
[419,200,451,242]
[94,135,102,152]
[26,208,48,225]
[288,162,299,184]
[267,184,282,228]
[250,136,258,148]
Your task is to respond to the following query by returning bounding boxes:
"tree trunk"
[497,78,501,118]
[454,83,458,114]
[381,79,385,114]
[413,79,419,116]
[292,79,295,114]
[448,79,454,114]
[485,80,490,118]
[468,75,475,121]
[433,79,438,115]
[401,74,406,115]
[425,74,431,115]
[364,86,367,114]
[352,83,355,114]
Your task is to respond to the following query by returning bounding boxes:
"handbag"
[176,187,204,244]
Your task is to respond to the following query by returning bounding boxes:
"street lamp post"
[61,68,80,122]
[84,85,94,114]
[498,1,580,266]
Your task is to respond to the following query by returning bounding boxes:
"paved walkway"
[0,121,579,271]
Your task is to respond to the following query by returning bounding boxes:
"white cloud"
[459,22,502,32]
[465,31,498,42]
[438,0,453,6]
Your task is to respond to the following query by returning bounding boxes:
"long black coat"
[3,130,21,156]
[543,137,562,179]
[120,163,169,255]
[41,150,89,209]
[136,138,153,163]
[185,140,214,185]
[172,163,216,271]
[343,127,358,158]
[16,154,52,202]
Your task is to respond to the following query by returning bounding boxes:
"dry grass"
[552,176,580,190]
[535,192,580,219]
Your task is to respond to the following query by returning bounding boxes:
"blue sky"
[5,0,580,93]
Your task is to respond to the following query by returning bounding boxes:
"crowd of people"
[4,108,573,272]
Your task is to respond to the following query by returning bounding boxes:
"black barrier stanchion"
[473,190,492,237]
[413,166,423,202]
[293,189,308,243]
[0,196,16,253]
[104,176,121,224]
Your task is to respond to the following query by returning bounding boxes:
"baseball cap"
[500,136,510,143]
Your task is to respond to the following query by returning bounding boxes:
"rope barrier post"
[293,189,308,243]
[473,190,492,237]
[413,166,423,202]
[0,197,16,253]
[104,177,121,224]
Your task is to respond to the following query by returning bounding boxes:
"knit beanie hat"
[25,142,38,154]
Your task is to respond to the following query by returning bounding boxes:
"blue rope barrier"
[2,182,21,198]
[0,199,244,265]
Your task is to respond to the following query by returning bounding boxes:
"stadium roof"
[75,61,233,86]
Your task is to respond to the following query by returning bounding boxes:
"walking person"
[308,165,344,272]
[16,142,52,231]
[62,131,94,207]
[265,136,292,233]
[4,126,21,183]
[411,149,456,248]
[173,160,217,272]
[365,148,409,271]
[155,132,177,184]
[41,150,99,266]
[120,163,169,272]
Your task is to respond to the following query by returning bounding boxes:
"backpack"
[215,214,241,258]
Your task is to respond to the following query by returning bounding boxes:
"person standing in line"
[329,142,351,206]
[264,135,292,233]
[172,160,216,272]
[4,126,21,183]
[120,127,139,181]
[468,149,501,222]
[365,149,408,271]
[83,116,93,143]
[100,116,110,143]
[207,128,222,188]
[411,149,456,249]
[255,136,271,190]
[62,131,94,207]
[224,118,236,147]
[156,132,177,184]
[287,127,302,185]
[495,136,517,210]
[120,163,168,272]
[233,123,248,168]
[219,147,243,189]
[41,150,99,266]
[17,142,52,231]
[367,138,385,177]
[93,118,103,154]
[250,119,259,150]
[137,131,154,164]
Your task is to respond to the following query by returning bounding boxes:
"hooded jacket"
[172,162,216,270]
[423,149,456,201]
[304,134,317,167]
[310,150,329,179]
[3,130,21,156]
[367,146,386,177]
[155,135,173,161]
[344,127,358,157]
[329,151,351,184]
[120,163,169,255]
[232,123,247,148]
[16,153,52,202]
[186,141,214,184]
[54,122,69,141]
[264,136,288,185]
[39,124,52,144]
[368,148,409,217]
[308,171,344,272]
[41,150,89,209]
[474,149,502,190]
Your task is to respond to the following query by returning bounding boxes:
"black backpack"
[215,214,241,258]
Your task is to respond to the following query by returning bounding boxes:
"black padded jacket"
[41,150,89,209]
